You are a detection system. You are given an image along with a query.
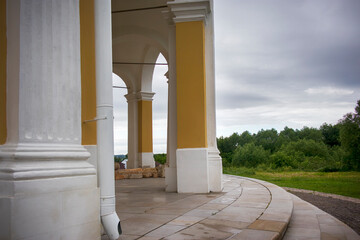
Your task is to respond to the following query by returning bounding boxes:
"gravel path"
[287,190,360,235]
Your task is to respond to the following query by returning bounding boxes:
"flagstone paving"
[101,175,359,240]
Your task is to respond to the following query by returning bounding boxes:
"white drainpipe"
[94,0,121,239]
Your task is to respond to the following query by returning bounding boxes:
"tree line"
[217,100,360,171]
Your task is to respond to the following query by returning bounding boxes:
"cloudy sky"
[113,0,360,154]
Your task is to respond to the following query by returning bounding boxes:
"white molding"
[176,148,209,193]
[168,0,211,24]
[124,92,137,103]
[138,152,155,168]
[136,91,155,101]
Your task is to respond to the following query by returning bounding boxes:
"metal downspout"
[94,0,121,239]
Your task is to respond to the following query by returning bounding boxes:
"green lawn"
[223,167,360,199]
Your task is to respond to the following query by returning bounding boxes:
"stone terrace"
[103,175,360,240]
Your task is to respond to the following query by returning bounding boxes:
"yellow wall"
[0,0,6,145]
[138,100,153,152]
[176,21,207,149]
[80,0,97,145]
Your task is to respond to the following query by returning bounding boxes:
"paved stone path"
[101,175,359,240]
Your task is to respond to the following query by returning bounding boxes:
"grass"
[223,167,360,199]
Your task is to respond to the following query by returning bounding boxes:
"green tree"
[339,100,360,170]
[154,153,167,165]
[298,127,323,142]
[232,143,269,168]
[320,123,341,147]
[217,132,241,165]
[254,128,278,153]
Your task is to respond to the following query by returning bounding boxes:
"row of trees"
[217,100,360,171]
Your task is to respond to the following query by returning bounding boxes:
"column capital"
[125,91,155,102]
[124,92,137,103]
[136,91,155,101]
[167,0,211,24]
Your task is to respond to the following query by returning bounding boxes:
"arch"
[112,25,169,61]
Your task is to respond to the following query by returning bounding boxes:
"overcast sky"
[113,0,360,154]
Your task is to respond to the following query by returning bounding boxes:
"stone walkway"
[103,175,359,240]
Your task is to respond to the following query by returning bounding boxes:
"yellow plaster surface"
[80,0,97,145]
[138,100,153,153]
[0,0,6,144]
[176,21,207,149]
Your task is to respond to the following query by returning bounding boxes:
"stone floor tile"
[137,236,161,240]
[284,227,321,239]
[319,224,346,239]
[163,223,233,240]
[145,207,190,215]
[104,234,140,240]
[208,196,237,205]
[200,218,246,234]
[230,229,279,240]
[248,219,287,233]
[211,206,264,223]
[145,224,187,238]
[317,214,343,226]
[183,208,219,218]
[168,215,204,226]
[320,232,344,240]
[197,203,228,211]
[340,225,360,240]
[288,215,318,229]
[231,200,269,209]
[120,219,163,236]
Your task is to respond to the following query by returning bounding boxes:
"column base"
[176,148,209,193]
[0,144,100,239]
[208,148,223,192]
[165,165,177,192]
[138,152,155,168]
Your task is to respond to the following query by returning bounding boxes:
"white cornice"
[167,0,211,24]
[137,91,155,101]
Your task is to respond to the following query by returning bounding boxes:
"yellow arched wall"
[176,21,207,149]
[80,0,97,145]
[138,100,153,152]
[0,0,6,145]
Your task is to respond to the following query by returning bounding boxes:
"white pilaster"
[204,0,223,192]
[137,91,155,168]
[168,0,222,193]
[163,11,178,192]
[0,0,100,239]
[125,92,139,169]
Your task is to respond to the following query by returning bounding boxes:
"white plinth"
[176,148,209,193]
[139,152,155,168]
[165,166,177,192]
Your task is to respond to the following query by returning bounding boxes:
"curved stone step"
[109,175,358,240]
[134,175,294,240]
[283,193,360,240]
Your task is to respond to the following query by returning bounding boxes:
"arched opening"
[152,53,169,165]
[112,73,128,168]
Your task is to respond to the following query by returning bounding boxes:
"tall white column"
[164,16,178,192]
[205,0,223,192]
[0,0,100,239]
[125,92,139,168]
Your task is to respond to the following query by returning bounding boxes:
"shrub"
[232,143,269,168]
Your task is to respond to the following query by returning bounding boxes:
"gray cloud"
[214,0,360,136]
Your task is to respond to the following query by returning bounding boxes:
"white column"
[94,0,121,239]
[137,91,155,168]
[164,15,178,192]
[205,0,223,192]
[168,0,222,193]
[125,92,139,169]
[0,0,100,239]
